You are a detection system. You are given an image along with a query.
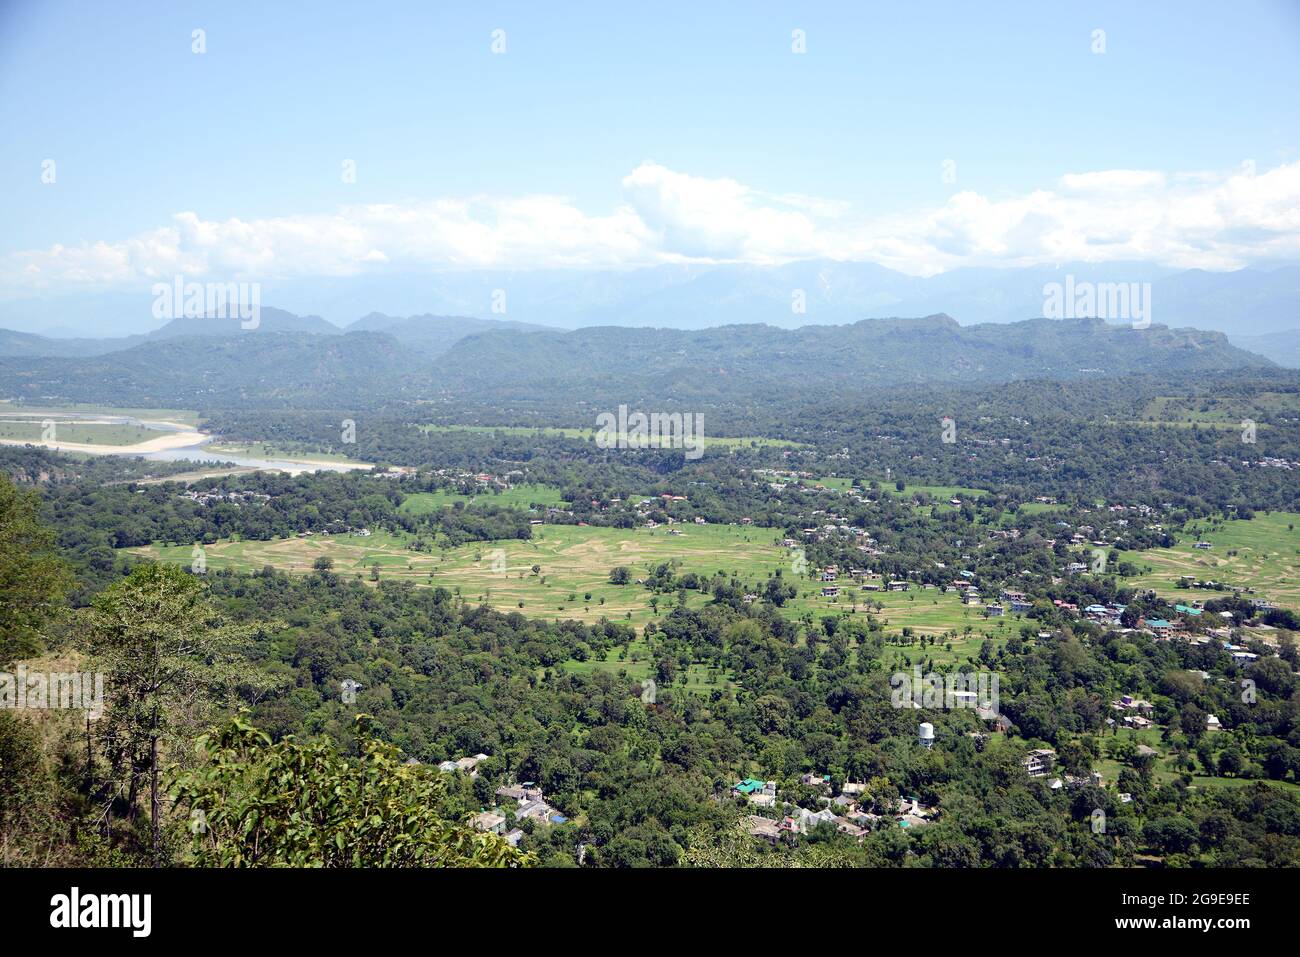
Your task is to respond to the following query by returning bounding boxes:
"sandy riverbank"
[0,430,210,455]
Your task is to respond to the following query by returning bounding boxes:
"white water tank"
[919,722,935,748]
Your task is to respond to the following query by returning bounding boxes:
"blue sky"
[1,0,1298,293]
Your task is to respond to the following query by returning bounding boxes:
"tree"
[87,563,274,864]
[174,712,533,867]
[609,566,631,585]
[0,474,70,665]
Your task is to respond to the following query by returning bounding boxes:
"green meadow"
[127,521,1006,648]
[0,403,201,426]
[1095,726,1300,795]
[399,483,570,514]
[0,419,173,446]
[204,441,371,465]
[415,423,804,449]
[1120,511,1300,612]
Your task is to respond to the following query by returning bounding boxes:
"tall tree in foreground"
[174,712,533,867]
[0,473,70,666]
[87,562,273,864]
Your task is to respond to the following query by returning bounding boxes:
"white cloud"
[4,160,1299,294]
[1059,169,1168,192]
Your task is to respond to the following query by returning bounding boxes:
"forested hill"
[0,332,428,408]
[433,315,1271,397]
[0,315,1272,410]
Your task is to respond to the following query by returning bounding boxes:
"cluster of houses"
[1111,695,1155,729]
[437,752,490,776]
[735,776,937,844]
[432,752,570,848]
[180,488,271,506]
[811,563,909,599]
[1019,749,1103,791]
[471,783,569,848]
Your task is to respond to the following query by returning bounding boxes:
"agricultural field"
[399,483,570,514]
[126,521,1008,645]
[0,402,201,426]
[0,418,173,445]
[1134,392,1300,428]
[415,423,805,449]
[1119,511,1300,612]
[204,441,370,465]
[884,483,989,501]
[1094,726,1300,795]
[555,634,736,695]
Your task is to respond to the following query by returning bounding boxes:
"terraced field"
[415,423,805,449]
[1120,511,1300,612]
[127,521,1009,644]
[399,483,570,514]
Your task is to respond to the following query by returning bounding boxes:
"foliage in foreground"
[173,712,534,868]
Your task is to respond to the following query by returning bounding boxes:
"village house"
[472,811,506,835]
[1023,749,1056,777]
[744,815,781,844]
[496,783,544,804]
[437,752,491,776]
[1112,695,1154,717]
[732,779,778,808]
[782,807,839,835]
[1141,618,1173,638]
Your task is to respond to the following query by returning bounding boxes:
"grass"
[884,484,989,501]
[0,402,200,426]
[1095,726,1300,795]
[0,419,173,445]
[1133,393,1300,428]
[556,635,736,695]
[399,483,569,514]
[1119,511,1300,612]
[205,441,369,464]
[414,423,805,449]
[126,522,1007,645]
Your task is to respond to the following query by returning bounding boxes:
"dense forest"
[2,360,1298,869]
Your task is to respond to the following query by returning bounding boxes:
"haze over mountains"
[2,259,1297,346]
[1,259,1295,405]
[0,312,1273,411]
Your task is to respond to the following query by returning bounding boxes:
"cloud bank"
[5,159,1299,294]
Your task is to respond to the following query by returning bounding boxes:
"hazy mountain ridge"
[0,310,552,359]
[342,312,552,355]
[0,307,337,358]
[0,314,1272,410]
[0,332,425,408]
[3,260,1298,339]
[435,315,1270,391]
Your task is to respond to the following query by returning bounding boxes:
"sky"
[1,0,1299,300]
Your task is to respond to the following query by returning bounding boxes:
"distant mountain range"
[342,312,551,354]
[0,309,543,360]
[431,314,1273,401]
[3,259,1296,345]
[0,314,1274,410]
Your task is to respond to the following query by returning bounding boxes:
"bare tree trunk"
[84,716,92,792]
[150,731,160,867]
[126,768,139,823]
